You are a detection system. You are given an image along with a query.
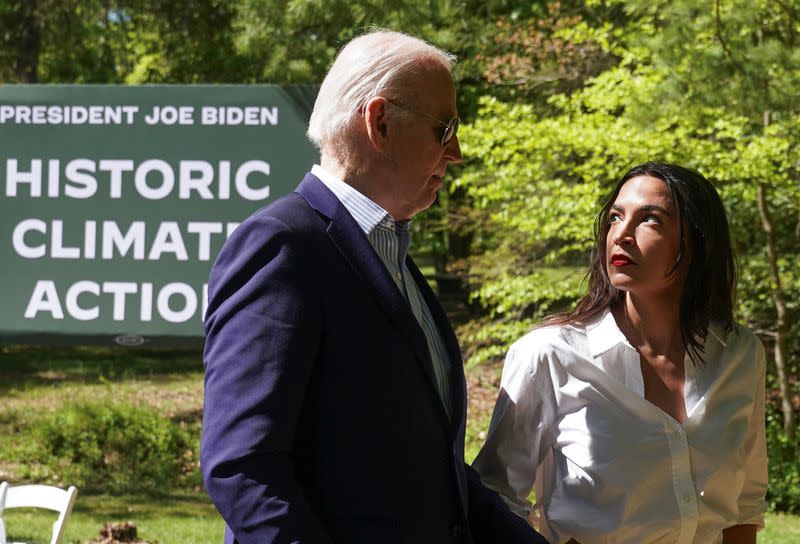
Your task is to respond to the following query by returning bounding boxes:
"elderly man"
[201,30,548,544]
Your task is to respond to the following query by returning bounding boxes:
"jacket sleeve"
[201,213,331,544]
[465,463,549,543]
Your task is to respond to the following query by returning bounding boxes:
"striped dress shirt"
[311,164,454,419]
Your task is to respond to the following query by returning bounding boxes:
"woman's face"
[605,175,687,297]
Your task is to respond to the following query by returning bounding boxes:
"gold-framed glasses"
[383,97,460,146]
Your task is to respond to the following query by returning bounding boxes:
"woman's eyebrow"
[610,203,672,216]
[640,204,672,216]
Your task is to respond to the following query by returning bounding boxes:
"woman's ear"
[364,97,389,151]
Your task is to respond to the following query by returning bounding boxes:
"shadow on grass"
[74,490,218,519]
[0,345,204,394]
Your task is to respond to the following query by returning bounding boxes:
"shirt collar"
[585,308,635,358]
[375,214,412,235]
[311,164,393,235]
[585,307,729,358]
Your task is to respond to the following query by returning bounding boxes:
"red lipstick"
[610,253,634,267]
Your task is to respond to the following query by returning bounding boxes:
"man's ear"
[364,97,389,151]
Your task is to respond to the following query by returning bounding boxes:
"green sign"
[0,85,319,345]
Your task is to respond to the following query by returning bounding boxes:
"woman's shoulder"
[710,321,766,371]
[715,322,764,351]
[508,321,588,362]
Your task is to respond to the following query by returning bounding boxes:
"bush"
[25,400,200,492]
[766,406,800,513]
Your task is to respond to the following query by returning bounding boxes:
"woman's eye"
[643,214,660,223]
[608,213,622,222]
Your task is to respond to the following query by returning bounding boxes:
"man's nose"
[445,134,462,163]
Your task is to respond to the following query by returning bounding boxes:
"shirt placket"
[602,343,701,543]
[374,218,405,294]
[394,223,453,421]
[395,222,411,298]
[665,421,699,544]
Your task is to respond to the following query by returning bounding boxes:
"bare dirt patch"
[90,521,155,544]
[467,362,503,421]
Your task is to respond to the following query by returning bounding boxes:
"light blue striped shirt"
[311,164,454,419]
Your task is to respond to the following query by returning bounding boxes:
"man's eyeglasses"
[383,97,460,146]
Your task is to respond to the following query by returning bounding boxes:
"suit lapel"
[406,257,471,515]
[295,174,442,406]
[406,258,467,433]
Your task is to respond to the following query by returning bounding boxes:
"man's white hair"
[307,29,455,159]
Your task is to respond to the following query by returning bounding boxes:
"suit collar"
[310,164,389,235]
[295,172,339,219]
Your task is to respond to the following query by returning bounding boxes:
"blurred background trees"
[1,0,798,512]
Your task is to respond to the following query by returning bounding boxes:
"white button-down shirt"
[473,309,767,544]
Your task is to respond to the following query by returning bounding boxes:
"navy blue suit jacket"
[201,173,546,544]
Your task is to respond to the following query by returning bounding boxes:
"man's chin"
[426,178,444,200]
[409,194,440,218]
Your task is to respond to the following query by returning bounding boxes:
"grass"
[0,345,203,469]
[3,492,224,544]
[1,345,799,542]
[760,512,800,543]
[0,345,212,543]
[5,496,797,544]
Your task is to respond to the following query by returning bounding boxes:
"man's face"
[384,63,462,220]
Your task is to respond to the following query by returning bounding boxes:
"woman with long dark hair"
[474,163,767,544]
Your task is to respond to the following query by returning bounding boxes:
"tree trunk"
[16,0,40,83]
[757,182,795,436]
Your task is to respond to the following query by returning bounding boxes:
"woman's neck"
[613,292,684,357]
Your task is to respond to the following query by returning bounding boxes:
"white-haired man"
[201,29,549,544]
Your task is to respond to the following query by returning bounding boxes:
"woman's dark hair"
[544,162,736,364]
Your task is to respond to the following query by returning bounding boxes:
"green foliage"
[231,0,466,83]
[459,263,585,366]
[767,404,800,513]
[24,400,200,493]
[452,1,800,379]
[0,0,250,83]
[473,268,586,319]
[459,317,538,367]
[122,0,251,83]
[606,0,800,128]
[474,3,619,104]
[0,0,119,82]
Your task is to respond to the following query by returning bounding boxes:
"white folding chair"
[0,482,78,544]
